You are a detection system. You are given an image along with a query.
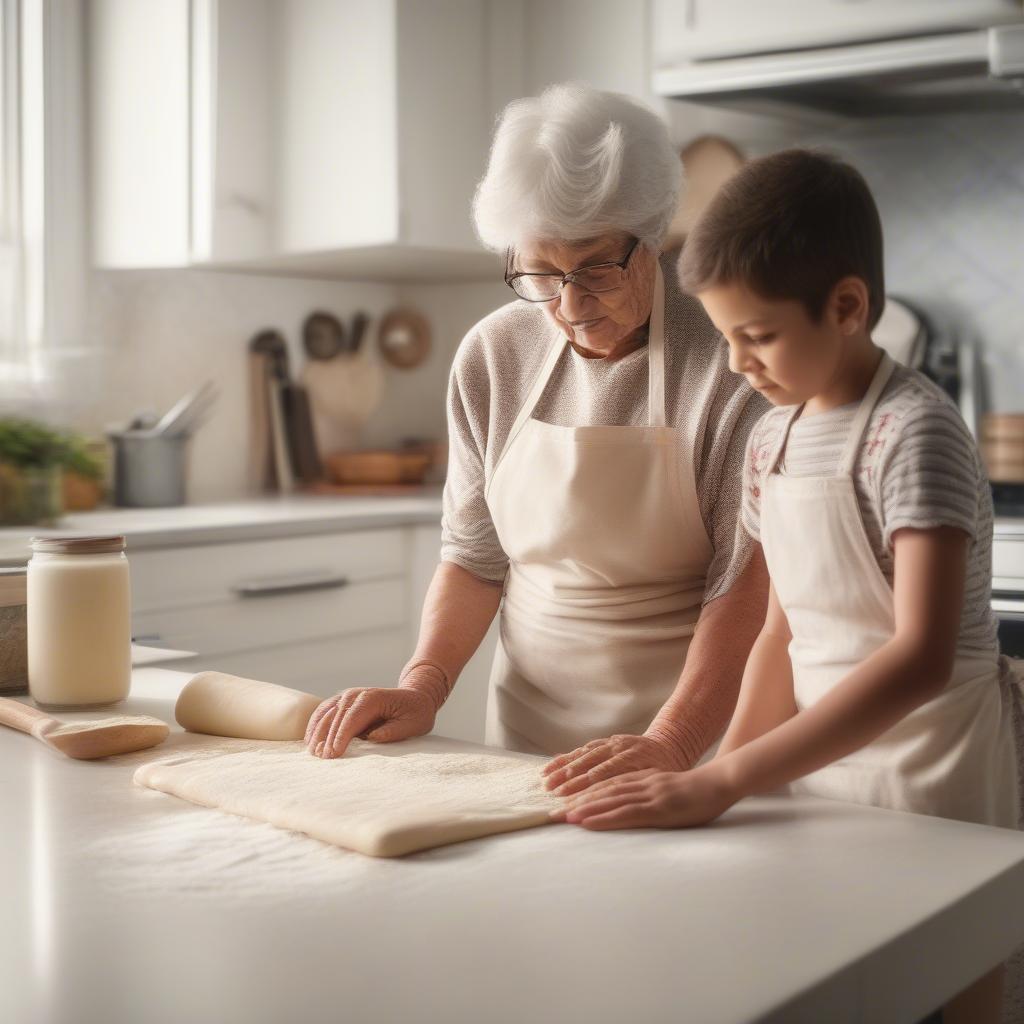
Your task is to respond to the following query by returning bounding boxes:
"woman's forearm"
[719,636,947,799]
[715,629,796,759]
[646,546,769,768]
[399,560,504,710]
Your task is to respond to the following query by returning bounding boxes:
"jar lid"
[30,535,126,555]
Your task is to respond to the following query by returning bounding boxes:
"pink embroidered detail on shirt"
[748,433,772,503]
[865,412,894,458]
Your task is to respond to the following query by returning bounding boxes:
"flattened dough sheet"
[133,735,562,857]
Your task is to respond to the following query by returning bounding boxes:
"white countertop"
[3,668,1024,1024]
[0,491,444,562]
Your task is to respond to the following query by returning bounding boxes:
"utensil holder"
[110,432,189,507]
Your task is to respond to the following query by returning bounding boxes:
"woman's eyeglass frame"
[503,237,641,302]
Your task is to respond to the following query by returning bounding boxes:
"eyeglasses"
[504,237,640,302]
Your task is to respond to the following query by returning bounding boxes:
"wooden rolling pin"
[174,671,323,740]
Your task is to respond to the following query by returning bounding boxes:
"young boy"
[555,149,1021,1023]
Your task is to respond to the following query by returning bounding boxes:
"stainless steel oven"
[993,519,1024,658]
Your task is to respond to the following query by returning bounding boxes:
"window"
[0,0,85,404]
[0,0,44,392]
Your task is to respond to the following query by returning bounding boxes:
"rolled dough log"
[175,671,322,740]
[134,735,562,857]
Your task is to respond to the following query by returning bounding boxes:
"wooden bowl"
[324,450,431,486]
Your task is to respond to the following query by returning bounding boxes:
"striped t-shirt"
[741,362,999,656]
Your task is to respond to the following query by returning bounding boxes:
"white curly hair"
[472,82,682,254]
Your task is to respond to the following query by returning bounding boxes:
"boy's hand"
[552,764,739,830]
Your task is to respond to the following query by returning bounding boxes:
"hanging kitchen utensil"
[378,308,431,369]
[281,382,322,484]
[299,308,383,453]
[250,328,289,377]
[248,351,274,492]
[301,347,384,448]
[874,296,929,369]
[665,135,746,251]
[302,311,347,361]
[349,311,370,352]
[249,329,295,493]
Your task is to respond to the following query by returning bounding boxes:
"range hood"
[653,25,1024,116]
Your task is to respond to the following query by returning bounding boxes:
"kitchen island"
[3,667,1024,1024]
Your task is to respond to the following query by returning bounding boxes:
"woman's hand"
[304,687,436,759]
[542,734,688,796]
[552,764,739,831]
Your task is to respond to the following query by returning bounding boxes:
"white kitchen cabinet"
[89,0,274,267]
[197,626,411,698]
[89,0,509,280]
[128,525,413,697]
[125,519,495,740]
[133,576,407,662]
[130,528,405,613]
[651,0,1024,64]
[523,0,652,101]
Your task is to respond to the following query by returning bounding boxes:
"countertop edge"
[0,494,444,559]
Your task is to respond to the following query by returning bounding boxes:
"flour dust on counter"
[133,733,563,858]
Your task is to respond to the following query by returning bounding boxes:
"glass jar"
[27,535,132,706]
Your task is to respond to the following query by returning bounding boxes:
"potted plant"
[61,436,106,512]
[0,419,104,526]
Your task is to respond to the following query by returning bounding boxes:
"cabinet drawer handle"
[231,574,351,598]
[993,596,1024,622]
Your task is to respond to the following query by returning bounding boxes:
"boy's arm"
[719,525,966,798]
[715,582,797,760]
[559,526,968,831]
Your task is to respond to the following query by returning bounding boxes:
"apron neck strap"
[766,349,896,478]
[648,261,666,428]
[837,350,895,476]
[507,321,567,445]
[766,404,802,477]
[505,256,667,443]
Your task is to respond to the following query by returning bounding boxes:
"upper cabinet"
[90,0,275,268]
[89,0,523,281]
[652,0,1024,63]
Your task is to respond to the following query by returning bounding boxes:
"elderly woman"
[305,83,770,796]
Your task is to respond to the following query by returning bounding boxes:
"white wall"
[78,269,396,502]
[66,266,509,504]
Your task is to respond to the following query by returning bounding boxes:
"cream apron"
[483,264,714,756]
[761,352,1019,828]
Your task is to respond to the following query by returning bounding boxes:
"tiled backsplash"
[795,110,1024,413]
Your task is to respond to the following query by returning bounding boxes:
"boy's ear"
[830,276,870,335]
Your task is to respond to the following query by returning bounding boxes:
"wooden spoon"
[0,697,169,760]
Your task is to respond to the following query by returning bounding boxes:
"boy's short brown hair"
[677,148,885,328]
